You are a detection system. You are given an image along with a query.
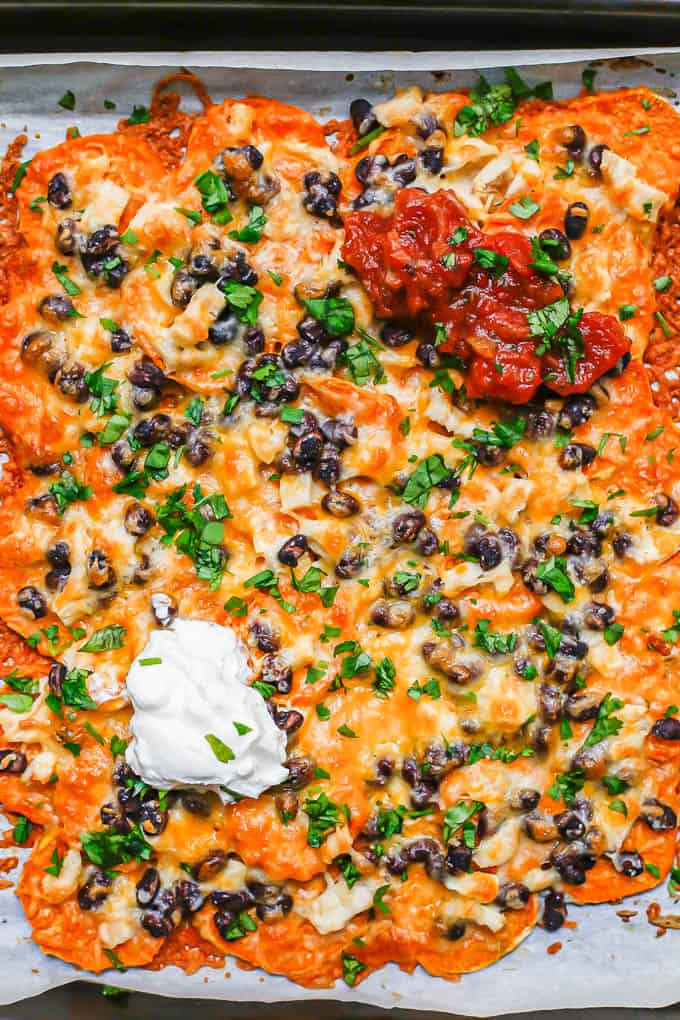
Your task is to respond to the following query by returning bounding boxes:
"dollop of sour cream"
[125,619,288,800]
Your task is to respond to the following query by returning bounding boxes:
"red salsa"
[342,188,630,403]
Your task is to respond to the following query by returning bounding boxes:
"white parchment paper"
[1,48,679,1014]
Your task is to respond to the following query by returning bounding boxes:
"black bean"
[225,143,264,170]
[612,531,632,558]
[207,309,240,346]
[321,489,360,518]
[543,890,567,931]
[369,598,415,629]
[335,549,363,579]
[130,385,157,411]
[566,527,601,558]
[55,218,79,254]
[102,256,128,289]
[550,842,596,884]
[315,447,341,486]
[538,683,565,722]
[393,509,426,543]
[171,268,201,308]
[87,549,115,589]
[380,321,413,348]
[47,541,70,570]
[652,716,680,741]
[291,429,324,472]
[390,154,417,188]
[590,512,614,538]
[174,879,205,914]
[607,850,643,878]
[302,171,342,227]
[562,124,587,161]
[139,800,168,836]
[124,501,154,537]
[321,415,357,450]
[29,461,61,477]
[17,586,47,619]
[564,201,589,240]
[355,154,389,186]
[133,413,171,448]
[524,810,559,843]
[521,404,556,440]
[132,553,152,585]
[282,756,314,790]
[520,557,550,595]
[580,559,609,594]
[655,493,679,527]
[474,442,507,467]
[219,251,259,287]
[21,330,64,381]
[38,294,74,323]
[277,533,308,566]
[422,639,470,682]
[477,533,503,570]
[508,788,540,812]
[308,338,348,372]
[269,705,304,735]
[641,798,677,832]
[297,314,329,346]
[86,225,119,256]
[185,429,213,467]
[415,527,438,557]
[172,792,209,820]
[555,809,586,841]
[128,358,166,390]
[496,882,530,910]
[210,888,254,913]
[419,146,444,174]
[556,632,587,660]
[136,867,161,907]
[281,337,316,367]
[570,742,607,775]
[587,143,609,178]
[141,896,178,938]
[249,620,279,654]
[190,249,219,281]
[0,749,27,773]
[77,870,112,910]
[195,851,230,882]
[100,802,129,833]
[45,565,70,591]
[349,97,378,136]
[110,328,132,353]
[442,838,473,876]
[557,393,596,429]
[374,758,394,784]
[539,228,571,262]
[111,440,133,476]
[261,654,293,694]
[388,837,445,882]
[559,442,596,470]
[564,691,601,721]
[415,341,440,369]
[56,363,90,403]
[47,172,71,209]
[47,663,66,698]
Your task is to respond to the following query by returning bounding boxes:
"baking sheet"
[1,47,679,1015]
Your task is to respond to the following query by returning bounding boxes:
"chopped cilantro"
[509,196,540,219]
